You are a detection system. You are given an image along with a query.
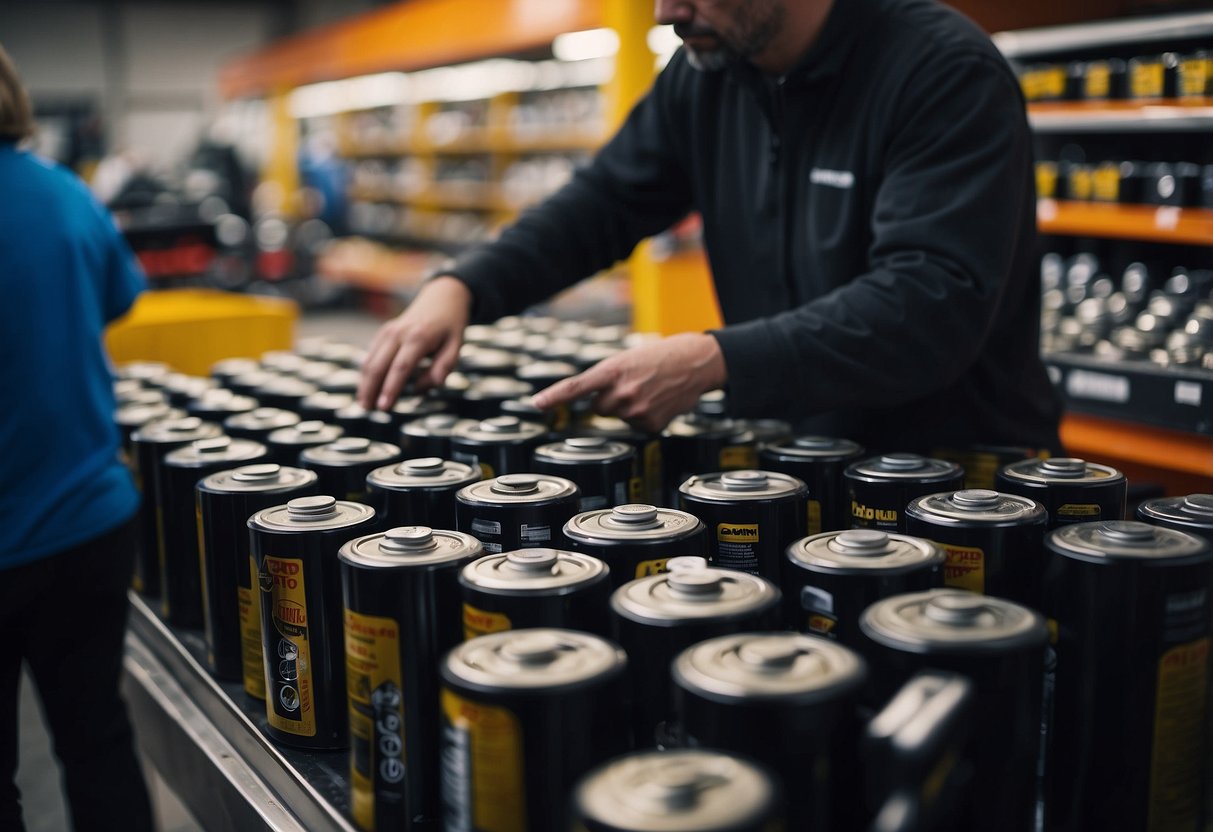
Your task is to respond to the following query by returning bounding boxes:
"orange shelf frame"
[1028,97,1213,114]
[219,0,602,99]
[1037,200,1213,246]
[1060,412,1213,495]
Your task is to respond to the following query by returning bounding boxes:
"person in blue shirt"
[0,45,153,832]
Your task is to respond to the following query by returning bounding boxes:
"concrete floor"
[16,671,200,832]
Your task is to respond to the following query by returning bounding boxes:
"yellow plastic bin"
[106,289,298,376]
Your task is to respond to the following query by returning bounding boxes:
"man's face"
[655,0,787,72]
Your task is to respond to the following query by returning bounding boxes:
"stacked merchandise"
[113,316,1213,831]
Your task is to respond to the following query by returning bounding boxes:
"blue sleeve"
[90,196,145,323]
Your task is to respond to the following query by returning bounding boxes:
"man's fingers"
[533,362,615,410]
[357,333,399,409]
[376,341,427,410]
[423,336,462,390]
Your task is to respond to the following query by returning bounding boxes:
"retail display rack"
[995,11,1213,485]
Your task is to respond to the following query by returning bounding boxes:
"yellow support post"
[262,87,302,218]
[604,0,721,336]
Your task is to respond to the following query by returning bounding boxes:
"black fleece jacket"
[447,0,1063,453]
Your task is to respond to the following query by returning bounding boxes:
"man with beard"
[358,0,1061,454]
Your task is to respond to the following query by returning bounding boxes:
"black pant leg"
[0,580,28,832]
[22,519,153,832]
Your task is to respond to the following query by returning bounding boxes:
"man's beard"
[675,23,733,72]
[674,2,785,73]
[683,42,732,72]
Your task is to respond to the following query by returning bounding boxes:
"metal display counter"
[121,592,357,832]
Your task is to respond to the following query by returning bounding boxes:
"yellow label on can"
[1148,637,1209,831]
[1131,61,1165,98]
[1035,163,1059,201]
[941,544,985,594]
[719,444,757,470]
[851,501,897,528]
[196,500,211,640]
[716,523,760,573]
[262,555,315,737]
[807,499,823,536]
[1057,503,1101,519]
[463,603,511,642]
[1085,62,1111,98]
[627,476,645,504]
[1040,65,1067,99]
[1092,163,1122,202]
[441,688,526,832]
[1067,167,1093,201]
[479,463,496,480]
[346,609,405,832]
[634,558,669,579]
[808,614,836,635]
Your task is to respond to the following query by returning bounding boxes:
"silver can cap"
[861,589,1048,654]
[452,416,546,444]
[1000,457,1124,485]
[317,342,365,367]
[516,360,577,382]
[334,403,393,424]
[117,360,171,382]
[255,376,317,397]
[847,454,963,482]
[461,548,607,592]
[565,504,704,545]
[165,436,266,468]
[765,434,864,460]
[1048,520,1210,564]
[189,390,258,413]
[535,436,635,465]
[679,470,807,503]
[224,407,300,432]
[367,457,480,490]
[319,368,362,393]
[907,490,1046,526]
[200,463,318,494]
[116,402,181,428]
[463,377,534,401]
[250,495,376,532]
[296,361,343,384]
[300,437,401,466]
[1138,494,1213,530]
[403,414,472,438]
[673,632,865,703]
[340,525,483,568]
[300,390,355,413]
[132,416,223,445]
[210,357,260,378]
[445,628,625,690]
[663,413,747,440]
[268,421,344,445]
[575,749,778,831]
[390,395,447,418]
[258,350,307,373]
[458,473,579,506]
[788,529,944,574]
[612,567,779,624]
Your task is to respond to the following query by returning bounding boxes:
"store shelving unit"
[1037,200,1213,245]
[997,11,1213,487]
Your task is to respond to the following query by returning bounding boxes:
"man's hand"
[357,276,472,410]
[531,332,727,433]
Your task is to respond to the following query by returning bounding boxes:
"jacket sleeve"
[712,52,1036,418]
[446,60,696,323]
